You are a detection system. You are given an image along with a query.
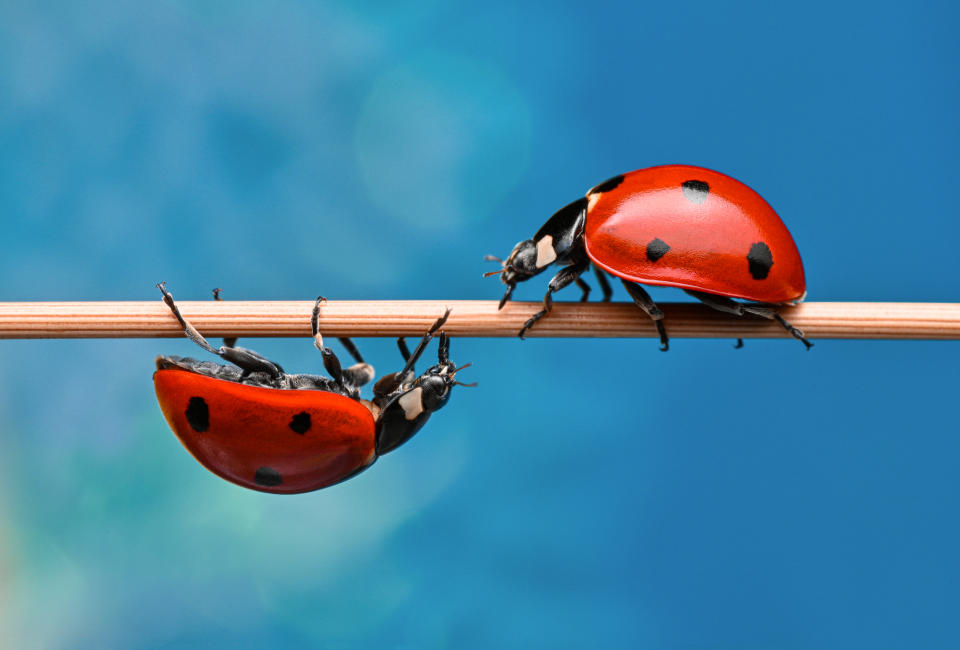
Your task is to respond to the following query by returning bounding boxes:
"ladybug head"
[484,239,543,308]
[374,332,474,456]
[420,340,475,410]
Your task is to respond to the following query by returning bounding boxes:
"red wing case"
[154,369,376,494]
[584,165,805,303]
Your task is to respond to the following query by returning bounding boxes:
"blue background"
[1,1,958,648]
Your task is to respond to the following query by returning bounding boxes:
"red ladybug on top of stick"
[486,165,810,350]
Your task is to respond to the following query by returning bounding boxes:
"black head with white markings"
[486,196,589,309]
[374,324,474,456]
[484,241,541,308]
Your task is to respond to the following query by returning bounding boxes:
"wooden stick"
[0,300,957,340]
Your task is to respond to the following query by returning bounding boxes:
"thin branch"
[0,301,957,340]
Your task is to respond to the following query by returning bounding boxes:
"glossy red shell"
[154,369,377,494]
[583,165,805,303]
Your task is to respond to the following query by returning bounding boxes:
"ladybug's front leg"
[393,309,451,378]
[396,337,412,364]
[621,281,669,351]
[374,310,451,399]
[518,260,589,339]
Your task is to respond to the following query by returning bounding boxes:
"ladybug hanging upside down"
[153,283,471,494]
[486,165,811,350]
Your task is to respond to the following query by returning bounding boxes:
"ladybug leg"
[396,310,451,376]
[396,337,412,363]
[621,281,669,351]
[211,288,237,349]
[684,290,812,350]
[684,290,744,316]
[683,290,748,348]
[159,282,219,355]
[752,307,813,350]
[375,336,416,398]
[374,310,451,399]
[338,337,364,363]
[498,283,516,310]
[574,277,591,302]
[157,283,284,378]
[593,265,613,302]
[437,331,450,365]
[337,336,375,389]
[311,297,351,387]
[518,261,589,339]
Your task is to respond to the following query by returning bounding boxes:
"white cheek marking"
[535,235,557,268]
[587,193,601,211]
[398,387,424,421]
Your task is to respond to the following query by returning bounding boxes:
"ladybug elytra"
[153,283,471,494]
[487,165,810,349]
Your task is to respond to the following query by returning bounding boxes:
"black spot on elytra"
[646,238,671,262]
[747,242,774,279]
[681,180,710,204]
[289,411,311,435]
[185,397,209,432]
[588,174,624,195]
[254,466,283,487]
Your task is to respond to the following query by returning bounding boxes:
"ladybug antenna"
[482,268,505,278]
[451,362,477,388]
[484,254,503,263]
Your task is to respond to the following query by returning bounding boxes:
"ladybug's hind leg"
[157,283,284,378]
[684,290,812,350]
[621,281,669,351]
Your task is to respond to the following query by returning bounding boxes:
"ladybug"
[153,283,471,494]
[486,165,810,350]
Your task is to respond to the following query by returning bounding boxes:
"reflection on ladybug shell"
[584,165,806,303]
[154,368,377,494]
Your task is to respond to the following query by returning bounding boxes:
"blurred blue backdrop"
[1,1,958,647]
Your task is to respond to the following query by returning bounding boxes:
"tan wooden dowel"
[0,300,957,340]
